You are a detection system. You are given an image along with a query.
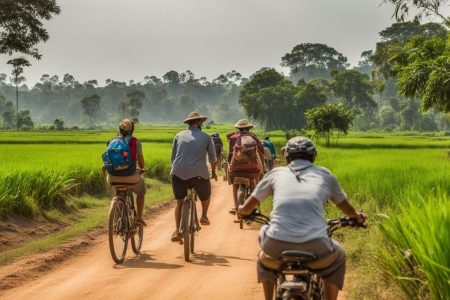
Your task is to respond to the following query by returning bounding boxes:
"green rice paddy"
[0,125,448,299]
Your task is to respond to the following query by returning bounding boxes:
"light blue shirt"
[252,159,347,243]
[170,127,216,180]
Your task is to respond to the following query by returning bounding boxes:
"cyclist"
[238,136,365,300]
[211,132,224,167]
[227,119,265,214]
[170,112,217,242]
[263,136,276,170]
[105,119,147,226]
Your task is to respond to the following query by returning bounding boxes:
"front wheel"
[181,199,191,262]
[131,223,143,254]
[108,199,128,264]
[237,184,247,229]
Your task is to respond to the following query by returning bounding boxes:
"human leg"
[324,281,339,300]
[171,176,188,241]
[191,177,211,224]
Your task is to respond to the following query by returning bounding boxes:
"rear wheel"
[190,201,195,254]
[181,199,191,262]
[237,184,247,229]
[129,193,144,254]
[108,199,128,264]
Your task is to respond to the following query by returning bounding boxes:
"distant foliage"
[17,110,34,130]
[281,43,349,82]
[305,103,356,146]
[239,68,326,130]
[80,94,101,127]
[53,119,64,130]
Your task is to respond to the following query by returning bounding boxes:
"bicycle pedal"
[233,220,241,223]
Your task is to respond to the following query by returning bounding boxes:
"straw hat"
[119,119,133,131]
[183,112,208,123]
[234,119,254,129]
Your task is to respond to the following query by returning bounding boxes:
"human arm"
[336,200,365,224]
[238,173,273,215]
[207,136,217,179]
[237,197,260,216]
[136,140,145,170]
[171,137,177,163]
[329,173,365,224]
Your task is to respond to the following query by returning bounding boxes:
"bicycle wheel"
[181,199,191,262]
[130,193,143,254]
[237,184,247,229]
[108,198,128,264]
[189,197,196,254]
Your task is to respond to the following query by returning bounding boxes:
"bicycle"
[243,211,366,300]
[233,176,256,229]
[108,184,144,264]
[179,187,201,262]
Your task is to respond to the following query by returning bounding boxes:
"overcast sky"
[0,0,432,85]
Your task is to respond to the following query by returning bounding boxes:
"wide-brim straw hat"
[183,112,208,123]
[234,119,254,129]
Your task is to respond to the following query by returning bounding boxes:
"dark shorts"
[171,175,211,201]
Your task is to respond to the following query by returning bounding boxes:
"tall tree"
[7,57,31,130]
[281,43,349,81]
[0,0,61,59]
[80,94,101,127]
[331,70,377,110]
[391,36,450,112]
[384,0,450,24]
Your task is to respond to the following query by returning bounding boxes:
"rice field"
[0,125,449,299]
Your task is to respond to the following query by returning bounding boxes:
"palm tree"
[7,57,31,130]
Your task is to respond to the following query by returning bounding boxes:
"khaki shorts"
[257,225,346,289]
[107,172,146,197]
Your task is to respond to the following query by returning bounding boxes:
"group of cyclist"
[105,113,366,300]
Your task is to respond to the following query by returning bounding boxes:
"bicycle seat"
[280,251,317,264]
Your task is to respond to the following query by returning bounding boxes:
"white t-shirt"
[251,159,347,243]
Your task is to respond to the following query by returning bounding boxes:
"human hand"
[356,212,366,225]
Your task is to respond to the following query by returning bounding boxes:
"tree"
[17,110,33,130]
[281,43,349,81]
[384,0,450,24]
[53,118,64,130]
[331,70,377,110]
[240,68,326,130]
[372,22,447,79]
[305,103,356,146]
[119,90,145,122]
[80,94,101,127]
[2,102,15,129]
[391,36,450,112]
[7,57,31,130]
[0,0,61,59]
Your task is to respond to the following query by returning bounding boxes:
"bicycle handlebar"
[241,211,367,233]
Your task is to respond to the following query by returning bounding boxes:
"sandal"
[171,230,182,242]
[136,218,147,227]
[200,217,210,226]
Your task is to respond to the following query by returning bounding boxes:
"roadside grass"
[0,179,172,265]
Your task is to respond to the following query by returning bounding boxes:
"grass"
[377,190,450,300]
[0,126,449,299]
[0,179,172,265]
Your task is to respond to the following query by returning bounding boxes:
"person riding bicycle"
[263,136,276,171]
[227,119,265,214]
[211,132,224,165]
[105,119,147,227]
[238,136,365,300]
[170,112,217,242]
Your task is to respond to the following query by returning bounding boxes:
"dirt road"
[0,180,265,300]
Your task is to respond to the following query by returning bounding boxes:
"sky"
[0,0,432,85]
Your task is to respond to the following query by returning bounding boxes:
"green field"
[0,126,448,299]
